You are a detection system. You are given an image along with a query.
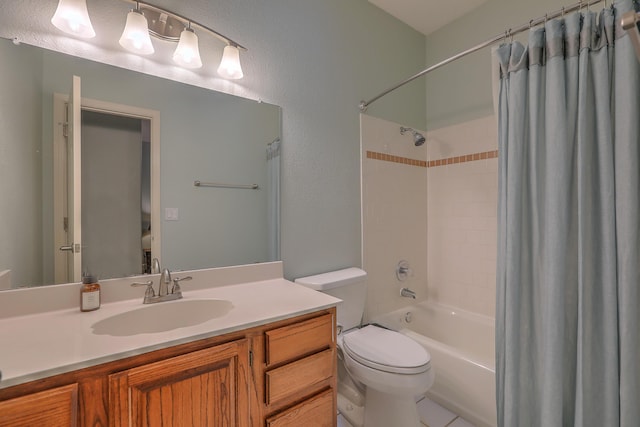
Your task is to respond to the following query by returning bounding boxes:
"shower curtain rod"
[359,0,611,112]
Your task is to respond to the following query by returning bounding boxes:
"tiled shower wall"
[426,116,498,318]
[361,114,498,320]
[361,114,428,321]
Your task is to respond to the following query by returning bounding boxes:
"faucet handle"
[396,260,413,281]
[131,280,155,298]
[171,276,192,294]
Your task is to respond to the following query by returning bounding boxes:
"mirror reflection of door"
[64,75,82,282]
[53,79,159,284]
[81,111,151,280]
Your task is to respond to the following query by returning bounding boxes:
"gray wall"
[425,0,568,129]
[207,0,427,278]
[0,42,43,287]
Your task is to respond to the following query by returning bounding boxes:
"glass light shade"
[51,0,95,38]
[173,28,202,69]
[119,10,154,55]
[217,45,244,79]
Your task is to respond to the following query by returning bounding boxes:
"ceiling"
[369,0,489,35]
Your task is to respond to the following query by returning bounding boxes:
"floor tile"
[417,398,457,427]
[448,417,476,427]
[337,413,354,427]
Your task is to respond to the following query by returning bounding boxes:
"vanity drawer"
[265,348,333,405]
[265,313,333,367]
[266,388,334,427]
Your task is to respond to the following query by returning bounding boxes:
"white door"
[60,75,82,282]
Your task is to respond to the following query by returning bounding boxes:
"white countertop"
[0,276,340,389]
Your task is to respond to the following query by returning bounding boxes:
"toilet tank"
[295,268,367,331]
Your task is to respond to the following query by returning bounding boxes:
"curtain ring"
[561,6,565,17]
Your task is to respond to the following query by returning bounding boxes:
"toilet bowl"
[295,268,435,427]
[339,325,433,427]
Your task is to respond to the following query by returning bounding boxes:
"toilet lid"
[342,325,431,374]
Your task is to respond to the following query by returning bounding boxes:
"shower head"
[400,127,426,146]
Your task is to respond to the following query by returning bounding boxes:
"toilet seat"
[342,325,431,375]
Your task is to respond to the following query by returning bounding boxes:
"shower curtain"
[494,1,639,426]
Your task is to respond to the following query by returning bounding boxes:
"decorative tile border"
[427,149,498,168]
[366,151,427,167]
[366,149,499,168]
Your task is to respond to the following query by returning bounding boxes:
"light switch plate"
[165,208,179,221]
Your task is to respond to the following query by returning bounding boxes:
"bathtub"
[373,301,496,427]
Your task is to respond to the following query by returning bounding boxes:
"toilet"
[295,268,434,427]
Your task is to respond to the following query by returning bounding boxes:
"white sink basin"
[91,299,234,336]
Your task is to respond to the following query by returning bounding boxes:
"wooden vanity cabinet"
[259,313,337,427]
[0,383,78,427]
[109,339,250,427]
[0,308,336,427]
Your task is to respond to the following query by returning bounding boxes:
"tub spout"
[400,287,416,299]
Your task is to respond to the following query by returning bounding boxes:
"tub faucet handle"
[396,260,413,281]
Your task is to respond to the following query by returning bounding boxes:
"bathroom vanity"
[0,262,339,427]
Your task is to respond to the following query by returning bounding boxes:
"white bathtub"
[373,301,496,427]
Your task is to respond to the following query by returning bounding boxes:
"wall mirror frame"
[0,36,281,290]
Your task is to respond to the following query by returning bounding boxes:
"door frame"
[53,94,161,284]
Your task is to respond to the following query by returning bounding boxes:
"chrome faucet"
[131,268,192,304]
[159,268,172,297]
[152,257,161,274]
[400,287,416,299]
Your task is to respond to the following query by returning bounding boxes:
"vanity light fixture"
[50,0,245,78]
[119,5,155,55]
[217,45,243,80]
[51,0,96,38]
[121,1,245,77]
[173,25,202,69]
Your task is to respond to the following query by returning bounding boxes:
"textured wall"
[0,42,43,287]
[425,0,569,129]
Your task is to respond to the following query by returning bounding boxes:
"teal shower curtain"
[494,1,639,426]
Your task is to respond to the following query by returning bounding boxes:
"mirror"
[0,38,281,289]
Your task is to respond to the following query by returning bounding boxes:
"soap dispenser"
[80,274,101,312]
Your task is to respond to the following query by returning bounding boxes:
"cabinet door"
[109,338,250,427]
[0,383,78,427]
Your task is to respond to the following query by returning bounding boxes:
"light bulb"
[173,28,202,69]
[51,0,95,38]
[119,9,154,55]
[217,45,244,79]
